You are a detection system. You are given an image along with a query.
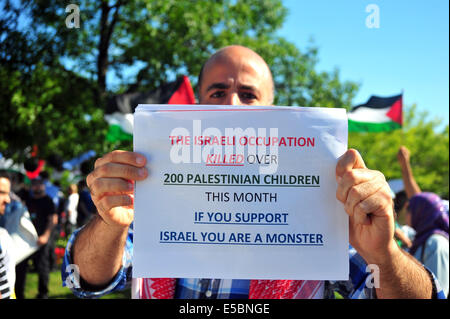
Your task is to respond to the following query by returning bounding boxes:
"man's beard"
[34,190,45,197]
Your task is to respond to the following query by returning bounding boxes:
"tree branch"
[96,0,122,104]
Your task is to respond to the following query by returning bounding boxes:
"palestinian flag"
[105,75,196,142]
[348,94,403,132]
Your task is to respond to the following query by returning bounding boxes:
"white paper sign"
[133,105,349,280]
[2,209,38,265]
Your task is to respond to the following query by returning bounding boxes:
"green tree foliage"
[0,62,110,163]
[349,105,449,199]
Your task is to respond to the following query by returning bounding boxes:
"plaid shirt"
[174,279,252,299]
[61,225,446,299]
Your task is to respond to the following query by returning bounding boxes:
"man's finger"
[351,187,393,226]
[96,194,134,215]
[89,177,134,197]
[343,179,386,217]
[94,150,146,169]
[336,169,386,203]
[336,149,367,180]
[87,163,148,188]
[355,187,392,217]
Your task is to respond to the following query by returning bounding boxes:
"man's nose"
[0,194,10,205]
[226,93,242,106]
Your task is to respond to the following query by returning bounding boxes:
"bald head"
[198,45,274,105]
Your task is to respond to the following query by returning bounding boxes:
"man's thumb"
[336,149,367,179]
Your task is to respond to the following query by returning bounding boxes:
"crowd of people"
[1,45,448,300]
[0,171,96,299]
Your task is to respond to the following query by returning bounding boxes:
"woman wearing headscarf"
[407,192,449,296]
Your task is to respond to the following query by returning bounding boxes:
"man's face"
[31,181,46,197]
[0,177,11,215]
[198,48,273,106]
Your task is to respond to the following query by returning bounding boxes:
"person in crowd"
[12,173,30,204]
[67,184,79,235]
[0,227,15,299]
[0,188,27,233]
[48,181,68,271]
[0,172,15,299]
[38,171,60,209]
[76,180,96,228]
[393,190,413,249]
[406,192,449,296]
[0,172,12,218]
[15,177,57,299]
[396,145,449,296]
[62,45,445,299]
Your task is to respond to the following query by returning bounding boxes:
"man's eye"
[211,91,225,98]
[241,92,257,100]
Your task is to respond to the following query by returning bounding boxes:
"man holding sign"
[63,46,443,299]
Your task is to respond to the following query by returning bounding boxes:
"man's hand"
[394,228,413,249]
[396,145,421,199]
[335,151,433,299]
[336,149,397,265]
[86,150,148,229]
[73,151,148,286]
[37,234,49,246]
[397,146,411,169]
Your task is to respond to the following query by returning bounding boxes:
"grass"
[24,269,131,299]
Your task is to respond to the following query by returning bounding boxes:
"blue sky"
[277,0,449,130]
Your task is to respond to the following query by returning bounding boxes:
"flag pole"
[400,89,405,147]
